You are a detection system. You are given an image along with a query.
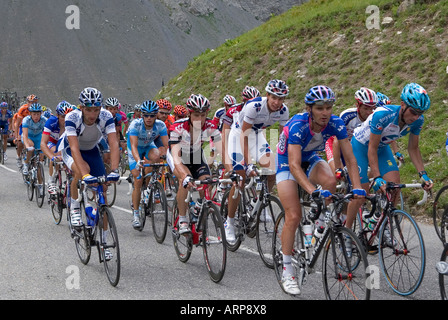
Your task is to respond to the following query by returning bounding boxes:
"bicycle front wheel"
[150,181,168,244]
[99,207,121,287]
[322,226,371,300]
[220,189,243,251]
[256,195,283,269]
[73,201,91,265]
[439,240,448,300]
[378,209,425,296]
[171,200,193,263]
[35,161,46,208]
[202,201,227,283]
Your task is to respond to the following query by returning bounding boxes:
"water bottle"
[302,223,313,247]
[85,203,97,227]
[366,211,381,231]
[143,189,150,205]
[189,199,202,223]
[314,213,325,239]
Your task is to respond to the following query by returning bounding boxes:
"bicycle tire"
[99,206,121,287]
[439,226,448,300]
[256,195,283,269]
[322,226,371,300]
[50,170,64,225]
[104,163,117,207]
[202,201,227,283]
[35,161,45,208]
[220,188,243,252]
[0,149,4,165]
[150,181,168,243]
[26,170,35,201]
[378,209,425,296]
[433,185,448,243]
[73,201,91,265]
[171,200,193,263]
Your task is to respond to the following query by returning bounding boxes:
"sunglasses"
[406,104,425,116]
[142,113,157,118]
[313,99,335,106]
[83,102,102,107]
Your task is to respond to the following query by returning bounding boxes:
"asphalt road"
[0,146,444,303]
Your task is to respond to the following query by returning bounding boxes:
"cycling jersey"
[221,103,244,127]
[339,107,364,140]
[212,107,226,130]
[16,104,31,119]
[127,118,167,149]
[231,97,289,132]
[165,115,175,132]
[277,112,348,173]
[0,110,13,133]
[43,115,61,144]
[22,115,47,138]
[353,104,423,148]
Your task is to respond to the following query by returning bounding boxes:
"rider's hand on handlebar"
[182,175,195,189]
[419,171,433,191]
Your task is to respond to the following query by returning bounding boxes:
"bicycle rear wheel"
[35,161,45,208]
[202,201,227,283]
[322,226,370,300]
[150,181,168,244]
[433,185,448,243]
[256,195,283,269]
[26,170,35,201]
[171,200,193,263]
[99,206,121,287]
[378,209,425,296]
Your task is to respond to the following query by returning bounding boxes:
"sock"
[282,254,294,277]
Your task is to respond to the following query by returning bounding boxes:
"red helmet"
[156,99,172,112]
[174,105,188,117]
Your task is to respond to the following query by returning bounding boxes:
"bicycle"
[437,211,448,300]
[69,175,121,287]
[135,162,169,244]
[171,176,230,283]
[220,168,280,269]
[272,189,371,300]
[48,160,72,225]
[24,149,46,208]
[354,182,426,296]
[433,184,448,243]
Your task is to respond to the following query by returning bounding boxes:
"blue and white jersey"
[277,112,348,173]
[127,118,167,149]
[339,107,363,140]
[57,108,116,151]
[43,115,61,144]
[22,115,47,138]
[353,104,423,149]
[231,96,289,132]
[0,110,13,126]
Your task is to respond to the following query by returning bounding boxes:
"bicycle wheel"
[50,171,64,224]
[433,185,448,243]
[220,189,243,252]
[378,209,425,296]
[99,206,121,287]
[256,195,283,269]
[73,201,91,265]
[104,163,117,207]
[0,149,4,165]
[165,172,178,214]
[322,226,370,300]
[26,167,35,201]
[150,181,168,244]
[201,201,227,283]
[439,238,448,300]
[35,161,46,208]
[171,200,193,262]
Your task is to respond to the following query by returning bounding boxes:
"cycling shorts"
[0,124,9,135]
[275,152,325,184]
[127,143,158,171]
[351,138,398,184]
[167,149,211,179]
[22,134,42,150]
[62,145,106,178]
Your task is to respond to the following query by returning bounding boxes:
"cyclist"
[221,86,260,173]
[57,87,120,228]
[102,97,127,169]
[173,105,188,122]
[0,102,13,160]
[22,103,47,180]
[345,83,433,231]
[225,80,290,243]
[167,94,221,234]
[156,99,175,129]
[212,95,237,131]
[276,85,365,295]
[126,104,142,129]
[41,101,75,194]
[15,94,39,168]
[127,100,169,229]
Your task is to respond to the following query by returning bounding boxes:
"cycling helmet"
[186,94,210,113]
[26,94,39,103]
[223,95,237,107]
[79,87,103,107]
[305,85,336,105]
[355,87,378,107]
[105,97,120,108]
[400,83,430,112]
[134,104,141,111]
[56,101,75,115]
[29,103,43,112]
[174,105,188,117]
[156,99,172,112]
[241,86,260,101]
[376,92,391,107]
[140,100,159,114]
[265,79,289,97]
[0,102,8,108]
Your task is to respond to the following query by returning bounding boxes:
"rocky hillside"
[0,0,304,108]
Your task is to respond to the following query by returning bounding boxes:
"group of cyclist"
[3,79,434,296]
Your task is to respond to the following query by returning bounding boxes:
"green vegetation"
[156,0,448,216]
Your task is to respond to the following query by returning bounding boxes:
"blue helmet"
[141,100,159,114]
[0,102,8,108]
[79,87,103,107]
[29,103,43,112]
[305,85,335,105]
[400,83,430,112]
[376,92,391,107]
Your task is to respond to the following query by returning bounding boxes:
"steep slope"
[0,0,304,107]
[157,0,448,213]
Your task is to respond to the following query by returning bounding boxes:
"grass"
[155,0,448,216]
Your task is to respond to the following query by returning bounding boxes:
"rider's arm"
[288,144,315,195]
[338,137,363,190]
[107,130,119,171]
[221,122,231,172]
[367,132,382,179]
[22,127,33,149]
[40,133,53,159]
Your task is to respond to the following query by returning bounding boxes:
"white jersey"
[339,107,363,140]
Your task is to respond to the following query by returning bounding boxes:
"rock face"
[0,0,306,107]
